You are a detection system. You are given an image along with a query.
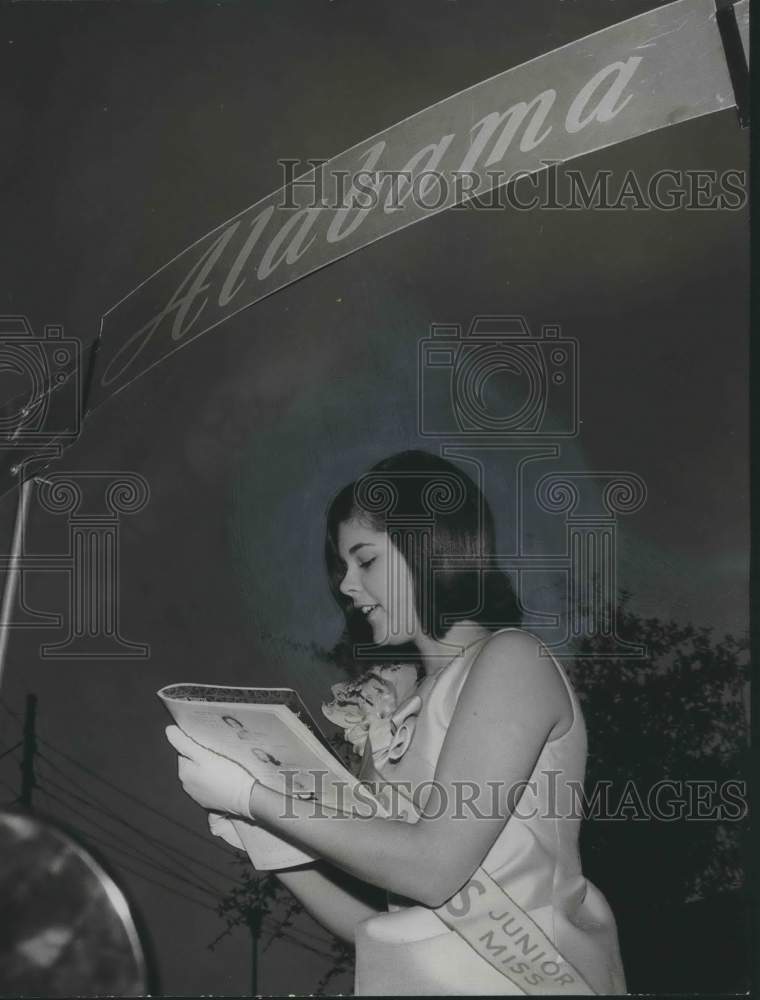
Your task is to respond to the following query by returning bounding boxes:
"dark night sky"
[0,1,748,994]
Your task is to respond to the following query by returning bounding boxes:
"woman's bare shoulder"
[466,628,572,726]
[475,626,552,664]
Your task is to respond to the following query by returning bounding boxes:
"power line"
[39,753,232,878]
[213,909,335,960]
[0,782,19,805]
[0,740,21,762]
[38,795,340,977]
[36,783,58,816]
[0,776,17,796]
[19,694,37,808]
[33,739,340,957]
[259,926,335,960]
[0,699,19,720]
[15,751,334,968]
[41,781,218,899]
[3,696,339,969]
[40,786,223,900]
[6,704,336,951]
[36,750,234,887]
[4,700,246,882]
[34,789,324,957]
[261,914,334,950]
[36,760,229,896]
[39,734,233,853]
[5,695,228,898]
[34,786,220,913]
[37,774,334,956]
[108,857,219,914]
[0,700,21,751]
[39,780,225,901]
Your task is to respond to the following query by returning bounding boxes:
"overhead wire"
[107,857,220,913]
[39,731,233,852]
[1,696,338,962]
[36,750,235,886]
[0,699,20,720]
[36,768,334,955]
[0,740,21,762]
[36,745,237,879]
[35,759,229,895]
[38,780,225,900]
[1,708,231,892]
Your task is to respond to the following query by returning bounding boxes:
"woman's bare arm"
[275,861,385,944]
[249,630,572,908]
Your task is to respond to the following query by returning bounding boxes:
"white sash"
[435,867,596,996]
[360,744,597,995]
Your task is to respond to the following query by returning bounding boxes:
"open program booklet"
[158,683,395,870]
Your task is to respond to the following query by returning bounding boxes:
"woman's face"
[337,518,419,645]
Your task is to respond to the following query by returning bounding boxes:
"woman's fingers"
[177,758,208,807]
[208,812,245,849]
[177,756,196,781]
[165,724,201,758]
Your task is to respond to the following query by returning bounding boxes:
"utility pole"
[246,908,261,997]
[20,693,37,808]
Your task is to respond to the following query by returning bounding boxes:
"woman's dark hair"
[325,450,520,672]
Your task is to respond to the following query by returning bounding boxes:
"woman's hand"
[243,631,571,908]
[165,725,256,818]
[208,812,245,849]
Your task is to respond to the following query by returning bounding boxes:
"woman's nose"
[339,565,359,597]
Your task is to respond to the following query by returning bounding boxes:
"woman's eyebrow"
[348,542,374,555]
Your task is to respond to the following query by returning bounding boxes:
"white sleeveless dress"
[351,628,628,996]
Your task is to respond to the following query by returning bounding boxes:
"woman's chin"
[369,620,393,647]
[372,624,414,647]
[371,627,390,646]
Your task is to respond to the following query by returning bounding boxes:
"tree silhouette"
[313,939,355,997]
[209,850,355,994]
[567,591,749,992]
[209,858,305,994]
[213,592,749,993]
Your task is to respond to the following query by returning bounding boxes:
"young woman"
[166,450,627,995]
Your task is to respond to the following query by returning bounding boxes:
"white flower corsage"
[322,664,422,766]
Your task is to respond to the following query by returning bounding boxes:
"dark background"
[0,1,749,994]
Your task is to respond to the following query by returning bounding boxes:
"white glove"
[208,811,245,850]
[165,725,257,818]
